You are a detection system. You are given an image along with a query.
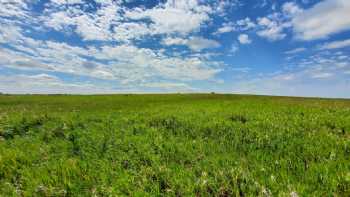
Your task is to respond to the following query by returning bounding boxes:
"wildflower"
[270,175,275,182]
[290,191,298,197]
[262,187,272,197]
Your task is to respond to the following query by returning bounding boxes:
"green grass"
[0,94,349,196]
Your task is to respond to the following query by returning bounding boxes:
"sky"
[0,0,350,98]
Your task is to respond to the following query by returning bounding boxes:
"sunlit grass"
[0,94,349,196]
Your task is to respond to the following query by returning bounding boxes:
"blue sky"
[0,0,350,97]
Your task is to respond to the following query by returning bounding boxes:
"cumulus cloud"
[96,44,222,82]
[292,0,350,40]
[256,16,288,41]
[40,0,221,44]
[236,18,256,31]
[125,0,211,36]
[0,24,222,84]
[213,22,235,35]
[43,0,122,41]
[238,34,251,44]
[162,36,220,51]
[0,0,226,92]
[282,2,302,16]
[254,2,301,42]
[214,17,255,35]
[214,0,241,16]
[185,37,220,51]
[216,25,235,34]
[162,37,187,46]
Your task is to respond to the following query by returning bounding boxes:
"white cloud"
[0,24,24,43]
[0,0,30,19]
[289,51,350,78]
[125,0,211,36]
[112,22,151,41]
[238,34,251,44]
[319,39,350,50]
[43,1,123,41]
[292,0,350,40]
[0,30,221,83]
[256,16,287,41]
[43,10,76,31]
[213,22,235,35]
[231,59,350,98]
[216,25,235,34]
[0,6,224,85]
[185,37,220,51]
[231,49,350,98]
[162,36,220,51]
[89,44,222,82]
[0,47,55,70]
[311,72,333,79]
[28,73,59,81]
[41,0,218,43]
[284,47,306,54]
[51,0,84,5]
[0,73,116,94]
[214,0,240,16]
[253,3,301,42]
[214,18,255,35]
[162,37,188,46]
[282,2,302,16]
[236,17,256,31]
[230,44,239,54]
[231,75,350,98]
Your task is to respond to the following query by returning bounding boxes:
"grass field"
[0,94,349,196]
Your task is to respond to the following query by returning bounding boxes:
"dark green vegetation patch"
[0,94,349,196]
